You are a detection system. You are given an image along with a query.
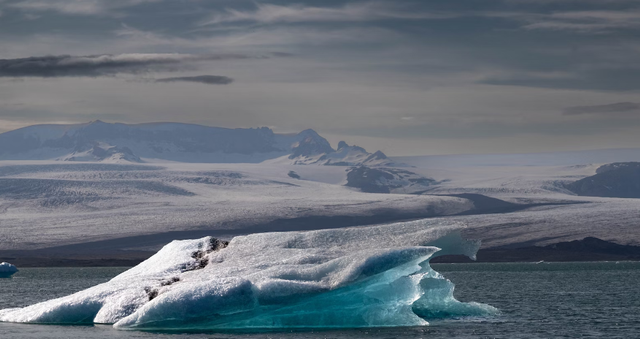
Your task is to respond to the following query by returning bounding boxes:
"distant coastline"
[433,237,640,263]
[4,237,639,268]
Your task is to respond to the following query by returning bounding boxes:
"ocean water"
[1,262,639,338]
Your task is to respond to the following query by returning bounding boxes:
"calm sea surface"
[1,262,639,338]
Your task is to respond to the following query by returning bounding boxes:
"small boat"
[0,262,18,278]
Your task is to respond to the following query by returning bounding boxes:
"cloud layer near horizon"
[0,54,256,78]
[564,102,640,116]
[155,75,233,85]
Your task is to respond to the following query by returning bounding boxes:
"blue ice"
[0,219,497,330]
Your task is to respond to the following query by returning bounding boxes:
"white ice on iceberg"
[0,219,497,330]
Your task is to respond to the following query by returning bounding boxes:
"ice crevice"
[0,219,497,330]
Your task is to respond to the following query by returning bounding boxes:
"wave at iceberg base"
[0,219,497,331]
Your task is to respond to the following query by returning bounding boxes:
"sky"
[0,0,639,155]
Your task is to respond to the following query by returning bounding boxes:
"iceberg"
[0,262,18,278]
[0,219,497,330]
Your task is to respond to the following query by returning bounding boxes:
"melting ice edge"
[0,219,497,331]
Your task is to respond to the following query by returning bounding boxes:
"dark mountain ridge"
[433,237,640,263]
[566,162,640,198]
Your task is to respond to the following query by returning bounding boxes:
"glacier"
[0,219,497,331]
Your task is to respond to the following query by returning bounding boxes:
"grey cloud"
[0,53,256,78]
[333,116,640,140]
[155,75,234,85]
[201,2,640,34]
[202,2,455,25]
[8,0,161,16]
[480,68,640,91]
[521,10,640,32]
[563,102,640,115]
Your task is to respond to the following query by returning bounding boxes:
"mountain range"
[0,120,392,166]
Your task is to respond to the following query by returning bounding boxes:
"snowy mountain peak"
[59,142,143,163]
[297,128,322,138]
[0,121,288,163]
[0,121,393,166]
[365,150,388,162]
[336,141,367,153]
[288,139,395,167]
[289,129,335,159]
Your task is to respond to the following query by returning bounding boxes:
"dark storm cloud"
[155,75,234,85]
[0,54,254,78]
[563,102,640,116]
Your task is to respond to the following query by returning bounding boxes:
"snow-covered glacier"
[0,220,497,331]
